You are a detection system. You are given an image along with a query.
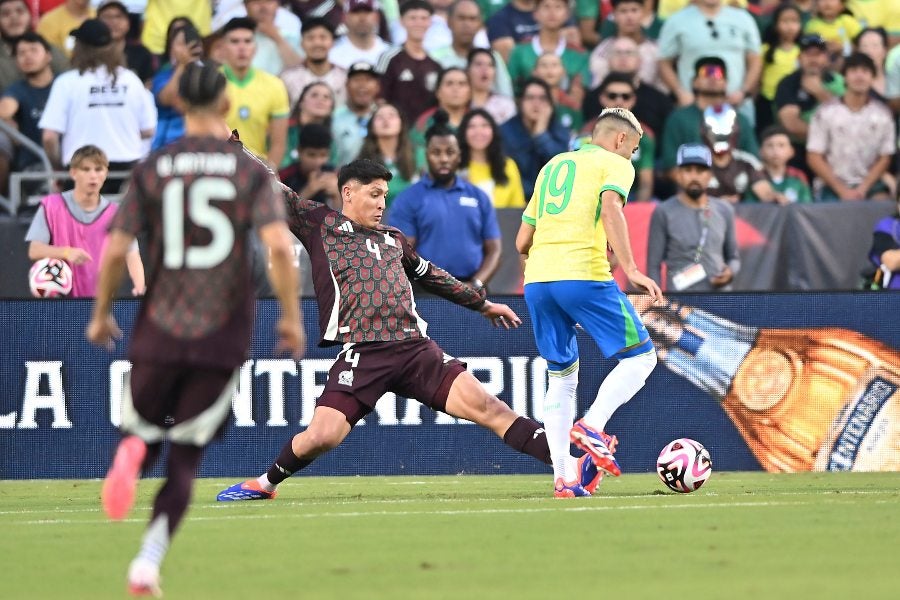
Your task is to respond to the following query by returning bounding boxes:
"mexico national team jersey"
[112,135,284,368]
[522,143,635,284]
[282,191,487,347]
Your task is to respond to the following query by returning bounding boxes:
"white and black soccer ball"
[29,257,73,298]
[656,438,712,493]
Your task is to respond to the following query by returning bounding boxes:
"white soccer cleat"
[127,558,162,597]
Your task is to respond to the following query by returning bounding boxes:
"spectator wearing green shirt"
[660,56,759,175]
[747,125,812,203]
[589,0,664,91]
[506,0,589,108]
[595,0,664,43]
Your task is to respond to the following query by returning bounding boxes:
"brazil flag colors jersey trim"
[522,144,635,284]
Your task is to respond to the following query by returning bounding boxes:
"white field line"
[0,487,895,517]
[6,497,897,526]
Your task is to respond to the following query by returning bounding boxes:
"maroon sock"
[151,443,204,536]
[265,439,313,485]
[503,416,552,465]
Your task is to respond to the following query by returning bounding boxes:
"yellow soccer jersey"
[223,67,291,159]
[522,144,635,284]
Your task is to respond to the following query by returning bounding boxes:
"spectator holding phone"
[150,18,202,150]
[278,123,340,208]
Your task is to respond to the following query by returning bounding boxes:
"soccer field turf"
[2,472,898,599]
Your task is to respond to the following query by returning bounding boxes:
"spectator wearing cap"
[647,143,740,292]
[140,0,211,56]
[328,0,390,70]
[657,0,761,122]
[279,122,340,208]
[243,0,303,75]
[36,0,94,57]
[331,61,380,167]
[774,33,845,172]
[221,16,290,168]
[39,18,156,193]
[807,52,895,201]
[0,32,56,190]
[0,0,70,92]
[660,57,759,175]
[429,0,513,98]
[97,0,155,85]
[281,18,347,108]
[377,0,442,123]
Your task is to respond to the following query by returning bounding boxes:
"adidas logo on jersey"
[398,69,414,82]
[338,221,354,233]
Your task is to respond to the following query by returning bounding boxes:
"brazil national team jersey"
[522,143,635,284]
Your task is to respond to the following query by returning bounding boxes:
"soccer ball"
[29,257,73,298]
[656,438,712,493]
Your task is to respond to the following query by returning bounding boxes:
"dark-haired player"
[216,156,553,502]
[87,61,304,597]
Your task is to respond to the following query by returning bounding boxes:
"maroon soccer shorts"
[123,362,238,446]
[317,337,467,425]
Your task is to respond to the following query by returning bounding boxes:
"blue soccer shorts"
[524,280,652,369]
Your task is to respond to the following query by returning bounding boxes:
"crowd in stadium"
[2,0,900,292]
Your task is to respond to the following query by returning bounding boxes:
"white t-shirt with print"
[39,66,157,165]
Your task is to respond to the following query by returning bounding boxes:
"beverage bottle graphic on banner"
[628,296,900,472]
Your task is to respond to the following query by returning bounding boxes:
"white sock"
[583,351,657,433]
[543,363,578,482]
[135,515,170,568]
[257,474,277,492]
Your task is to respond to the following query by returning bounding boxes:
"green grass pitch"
[2,472,899,599]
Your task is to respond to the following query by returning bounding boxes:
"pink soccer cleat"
[102,435,147,521]
[570,420,621,477]
[553,477,591,498]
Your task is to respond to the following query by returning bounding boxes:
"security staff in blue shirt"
[388,110,502,287]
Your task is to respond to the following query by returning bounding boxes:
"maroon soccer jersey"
[112,135,284,368]
[282,190,487,346]
[377,47,440,123]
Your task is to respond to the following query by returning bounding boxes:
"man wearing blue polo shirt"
[388,111,501,287]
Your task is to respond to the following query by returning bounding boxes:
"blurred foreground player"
[217,158,552,502]
[86,61,304,597]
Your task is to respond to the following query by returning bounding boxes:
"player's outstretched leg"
[102,435,147,521]
[218,405,351,501]
[443,370,552,464]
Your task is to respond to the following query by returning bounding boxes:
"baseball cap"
[70,19,111,47]
[798,34,827,51]
[676,144,712,168]
[347,0,379,12]
[694,56,727,80]
[347,61,379,78]
[96,0,128,16]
